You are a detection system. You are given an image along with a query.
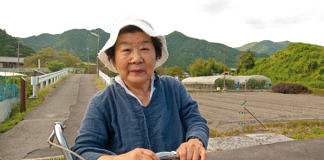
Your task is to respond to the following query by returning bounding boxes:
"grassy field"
[0,74,70,133]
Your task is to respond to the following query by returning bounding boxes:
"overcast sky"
[1,0,323,47]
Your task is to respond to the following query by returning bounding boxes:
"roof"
[0,72,26,76]
[182,75,271,84]
[0,56,24,63]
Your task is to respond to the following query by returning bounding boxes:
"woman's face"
[113,31,156,87]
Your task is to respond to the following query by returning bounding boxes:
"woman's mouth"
[130,69,144,73]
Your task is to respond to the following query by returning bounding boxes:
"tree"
[24,48,83,68]
[0,29,35,57]
[155,67,168,75]
[47,61,66,72]
[236,50,256,74]
[188,58,226,77]
[166,66,185,77]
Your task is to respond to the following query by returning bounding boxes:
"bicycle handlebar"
[48,122,179,160]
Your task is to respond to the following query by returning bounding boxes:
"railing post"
[46,79,49,87]
[31,76,38,98]
[20,77,26,112]
[40,81,44,89]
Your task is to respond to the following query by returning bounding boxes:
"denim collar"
[114,72,156,106]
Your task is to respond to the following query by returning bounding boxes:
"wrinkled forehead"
[115,32,153,47]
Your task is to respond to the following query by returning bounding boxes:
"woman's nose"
[129,49,143,64]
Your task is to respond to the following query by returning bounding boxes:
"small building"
[0,56,24,68]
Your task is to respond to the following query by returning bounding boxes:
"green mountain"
[19,30,241,69]
[165,31,241,69]
[237,40,291,58]
[239,43,324,88]
[0,29,35,57]
[19,29,110,62]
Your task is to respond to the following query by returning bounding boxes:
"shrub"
[214,78,235,89]
[247,79,267,89]
[47,61,65,72]
[272,83,311,94]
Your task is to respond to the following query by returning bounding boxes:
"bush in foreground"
[272,83,311,94]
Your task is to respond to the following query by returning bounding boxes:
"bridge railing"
[99,70,112,86]
[0,68,50,73]
[30,69,69,98]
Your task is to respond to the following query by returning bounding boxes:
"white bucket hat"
[97,19,169,73]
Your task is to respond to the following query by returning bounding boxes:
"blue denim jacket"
[71,74,209,160]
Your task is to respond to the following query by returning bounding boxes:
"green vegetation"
[47,61,66,72]
[19,28,110,62]
[188,58,227,77]
[165,31,241,69]
[19,29,242,70]
[214,78,235,89]
[95,76,107,92]
[310,88,324,95]
[166,66,185,77]
[247,79,268,89]
[236,50,256,74]
[24,48,84,69]
[156,65,185,78]
[237,43,324,89]
[209,120,324,140]
[0,74,70,133]
[236,40,290,58]
[0,29,35,57]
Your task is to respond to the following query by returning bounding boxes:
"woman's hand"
[176,139,207,160]
[98,148,160,160]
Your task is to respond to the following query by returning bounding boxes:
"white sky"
[1,0,323,47]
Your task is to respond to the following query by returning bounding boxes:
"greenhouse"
[182,75,271,90]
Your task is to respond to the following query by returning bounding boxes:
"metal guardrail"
[30,69,69,98]
[99,70,112,86]
[0,68,50,73]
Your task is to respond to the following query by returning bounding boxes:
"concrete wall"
[0,98,19,123]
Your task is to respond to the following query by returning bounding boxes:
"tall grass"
[95,77,107,91]
[310,88,324,95]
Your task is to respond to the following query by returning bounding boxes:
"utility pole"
[97,32,100,78]
[17,41,20,68]
[90,32,100,78]
[87,47,90,74]
[223,47,226,91]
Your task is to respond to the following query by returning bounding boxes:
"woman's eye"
[123,49,131,52]
[141,48,149,51]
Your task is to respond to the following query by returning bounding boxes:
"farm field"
[191,91,324,132]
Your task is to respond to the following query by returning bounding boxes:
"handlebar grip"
[156,151,179,159]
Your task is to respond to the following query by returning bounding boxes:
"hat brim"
[97,19,168,73]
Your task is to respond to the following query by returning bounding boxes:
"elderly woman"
[71,19,209,160]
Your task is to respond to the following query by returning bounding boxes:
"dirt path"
[191,91,324,131]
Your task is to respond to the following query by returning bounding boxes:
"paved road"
[0,74,97,160]
[207,137,324,160]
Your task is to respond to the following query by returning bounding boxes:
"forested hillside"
[20,30,242,69]
[237,40,290,58]
[239,43,324,88]
[165,31,241,69]
[0,29,35,57]
[19,29,110,62]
